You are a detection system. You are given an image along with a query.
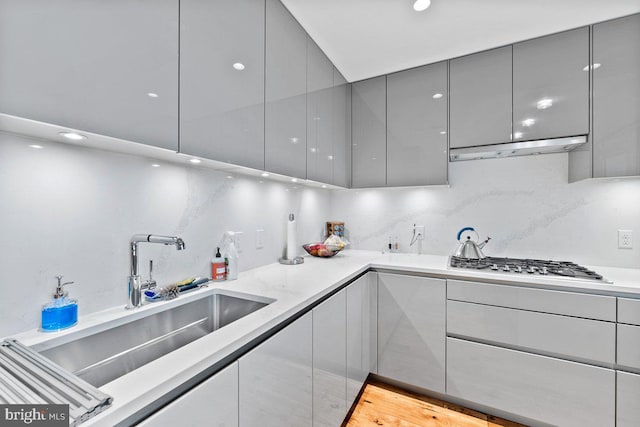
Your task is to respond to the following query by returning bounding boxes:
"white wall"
[331,153,640,269]
[0,133,330,337]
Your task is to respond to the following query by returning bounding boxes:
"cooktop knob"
[503,265,510,272]
[541,266,548,275]
[527,266,536,274]
[516,266,523,273]
[491,264,499,271]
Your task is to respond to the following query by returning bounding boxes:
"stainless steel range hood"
[449,135,587,162]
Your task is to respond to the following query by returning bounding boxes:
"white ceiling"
[281,0,640,82]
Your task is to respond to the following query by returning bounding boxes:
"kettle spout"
[478,236,491,249]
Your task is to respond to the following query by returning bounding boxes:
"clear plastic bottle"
[41,276,78,332]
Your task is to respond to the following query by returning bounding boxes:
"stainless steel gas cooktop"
[449,256,609,282]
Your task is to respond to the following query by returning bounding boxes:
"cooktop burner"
[449,256,606,281]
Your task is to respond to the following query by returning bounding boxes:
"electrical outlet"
[234,231,243,253]
[618,230,633,249]
[256,229,265,249]
[413,224,425,241]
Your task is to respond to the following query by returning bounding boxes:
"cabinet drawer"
[617,324,640,372]
[447,338,615,427]
[447,300,615,365]
[618,297,640,325]
[617,371,640,427]
[447,279,616,321]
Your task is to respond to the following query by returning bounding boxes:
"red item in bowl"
[302,243,342,258]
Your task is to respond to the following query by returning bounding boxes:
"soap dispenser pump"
[41,275,78,332]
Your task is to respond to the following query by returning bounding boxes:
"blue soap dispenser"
[41,275,78,332]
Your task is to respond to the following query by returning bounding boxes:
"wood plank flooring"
[344,379,527,427]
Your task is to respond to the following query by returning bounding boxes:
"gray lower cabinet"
[179,0,265,170]
[377,273,445,392]
[0,0,179,151]
[386,62,448,186]
[264,0,307,179]
[351,76,387,188]
[449,46,512,148]
[447,300,616,366]
[512,27,589,141]
[617,323,640,373]
[617,371,640,427]
[313,289,347,427]
[618,297,640,325]
[239,312,313,427]
[332,69,351,188]
[138,362,238,427]
[593,13,640,178]
[346,272,377,406]
[447,338,615,427]
[306,39,334,184]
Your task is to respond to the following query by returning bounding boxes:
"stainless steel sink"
[39,292,271,387]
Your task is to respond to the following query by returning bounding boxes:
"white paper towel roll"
[286,213,296,260]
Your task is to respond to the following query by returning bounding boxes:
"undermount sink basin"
[39,291,272,387]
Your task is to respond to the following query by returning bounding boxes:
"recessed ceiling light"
[439,131,447,135]
[233,62,245,71]
[327,155,334,160]
[321,184,328,188]
[28,144,43,149]
[413,0,431,12]
[261,172,269,177]
[310,147,317,153]
[514,132,523,138]
[227,175,233,179]
[432,93,443,99]
[147,92,159,98]
[521,118,536,127]
[290,137,299,144]
[59,132,86,141]
[189,158,201,164]
[583,63,601,71]
[151,164,160,168]
[291,178,298,183]
[536,98,553,110]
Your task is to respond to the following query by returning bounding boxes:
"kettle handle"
[457,227,476,241]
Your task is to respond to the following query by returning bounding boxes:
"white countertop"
[9,250,640,426]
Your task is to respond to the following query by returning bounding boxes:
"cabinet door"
[513,27,589,141]
[180,0,264,169]
[0,0,178,151]
[386,62,448,186]
[265,0,307,179]
[377,273,445,392]
[239,312,312,427]
[346,272,378,406]
[618,371,640,427]
[617,324,640,373]
[351,76,386,187]
[447,338,615,427]
[138,362,238,427]
[593,14,640,177]
[313,289,347,427]
[306,39,334,184]
[450,46,512,148]
[332,69,351,188]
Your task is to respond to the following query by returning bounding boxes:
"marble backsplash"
[331,153,640,269]
[0,133,330,337]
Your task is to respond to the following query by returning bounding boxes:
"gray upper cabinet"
[352,76,387,188]
[0,0,178,151]
[265,0,307,179]
[332,69,351,188]
[513,27,589,142]
[386,62,448,186]
[306,39,334,184]
[593,14,640,178]
[450,46,512,148]
[180,0,265,169]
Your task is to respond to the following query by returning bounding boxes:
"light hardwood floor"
[344,379,526,427]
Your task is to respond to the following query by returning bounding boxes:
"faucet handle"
[143,260,157,290]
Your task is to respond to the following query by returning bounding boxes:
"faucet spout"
[127,234,185,309]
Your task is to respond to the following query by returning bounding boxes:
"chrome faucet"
[127,234,185,309]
